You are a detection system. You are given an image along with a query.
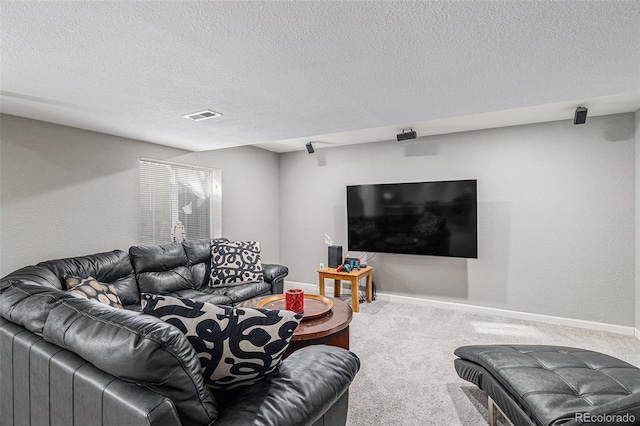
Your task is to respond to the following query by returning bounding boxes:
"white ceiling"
[1,1,639,153]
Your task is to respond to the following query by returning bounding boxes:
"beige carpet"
[344,299,640,426]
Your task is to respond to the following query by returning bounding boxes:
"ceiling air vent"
[182,109,223,121]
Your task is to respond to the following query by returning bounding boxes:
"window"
[140,159,221,244]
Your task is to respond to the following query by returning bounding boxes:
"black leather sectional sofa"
[3,239,287,310]
[0,239,360,426]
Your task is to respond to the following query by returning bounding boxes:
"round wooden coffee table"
[238,295,353,358]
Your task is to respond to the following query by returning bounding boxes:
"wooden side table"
[317,266,373,312]
[238,296,352,358]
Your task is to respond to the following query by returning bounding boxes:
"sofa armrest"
[212,345,360,426]
[42,297,219,425]
[1,318,182,426]
[262,263,288,294]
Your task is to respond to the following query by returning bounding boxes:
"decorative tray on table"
[257,294,333,320]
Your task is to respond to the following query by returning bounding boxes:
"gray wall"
[0,114,281,276]
[1,112,637,327]
[279,113,636,326]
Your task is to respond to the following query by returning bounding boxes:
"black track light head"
[305,142,315,154]
[397,129,417,141]
[573,107,588,125]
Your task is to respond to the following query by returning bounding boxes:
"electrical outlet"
[319,263,325,269]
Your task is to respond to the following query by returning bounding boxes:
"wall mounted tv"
[346,180,477,258]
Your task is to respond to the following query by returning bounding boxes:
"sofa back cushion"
[182,239,213,290]
[0,283,74,335]
[42,297,218,425]
[182,238,230,289]
[129,242,196,295]
[36,250,140,306]
[1,265,65,290]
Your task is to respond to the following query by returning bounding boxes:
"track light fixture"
[397,129,417,141]
[573,107,588,125]
[305,142,315,154]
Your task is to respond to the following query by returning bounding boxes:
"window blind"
[140,159,221,245]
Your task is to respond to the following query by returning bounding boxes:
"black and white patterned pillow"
[141,293,301,390]
[66,276,123,309]
[210,240,264,286]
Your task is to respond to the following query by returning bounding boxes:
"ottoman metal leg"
[488,396,498,426]
[488,396,514,426]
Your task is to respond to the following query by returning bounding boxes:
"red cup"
[285,288,304,313]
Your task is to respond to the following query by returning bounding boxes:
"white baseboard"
[285,280,636,336]
[285,280,368,295]
[375,292,636,336]
[285,280,354,296]
[285,281,319,294]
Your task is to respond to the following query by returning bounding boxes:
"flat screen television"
[346,180,477,258]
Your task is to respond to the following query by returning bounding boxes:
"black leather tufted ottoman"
[454,345,640,426]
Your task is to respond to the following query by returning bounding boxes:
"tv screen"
[347,180,477,258]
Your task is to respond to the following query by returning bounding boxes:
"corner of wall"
[0,116,3,276]
[635,108,640,330]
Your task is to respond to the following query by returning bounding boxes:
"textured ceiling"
[1,1,639,152]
